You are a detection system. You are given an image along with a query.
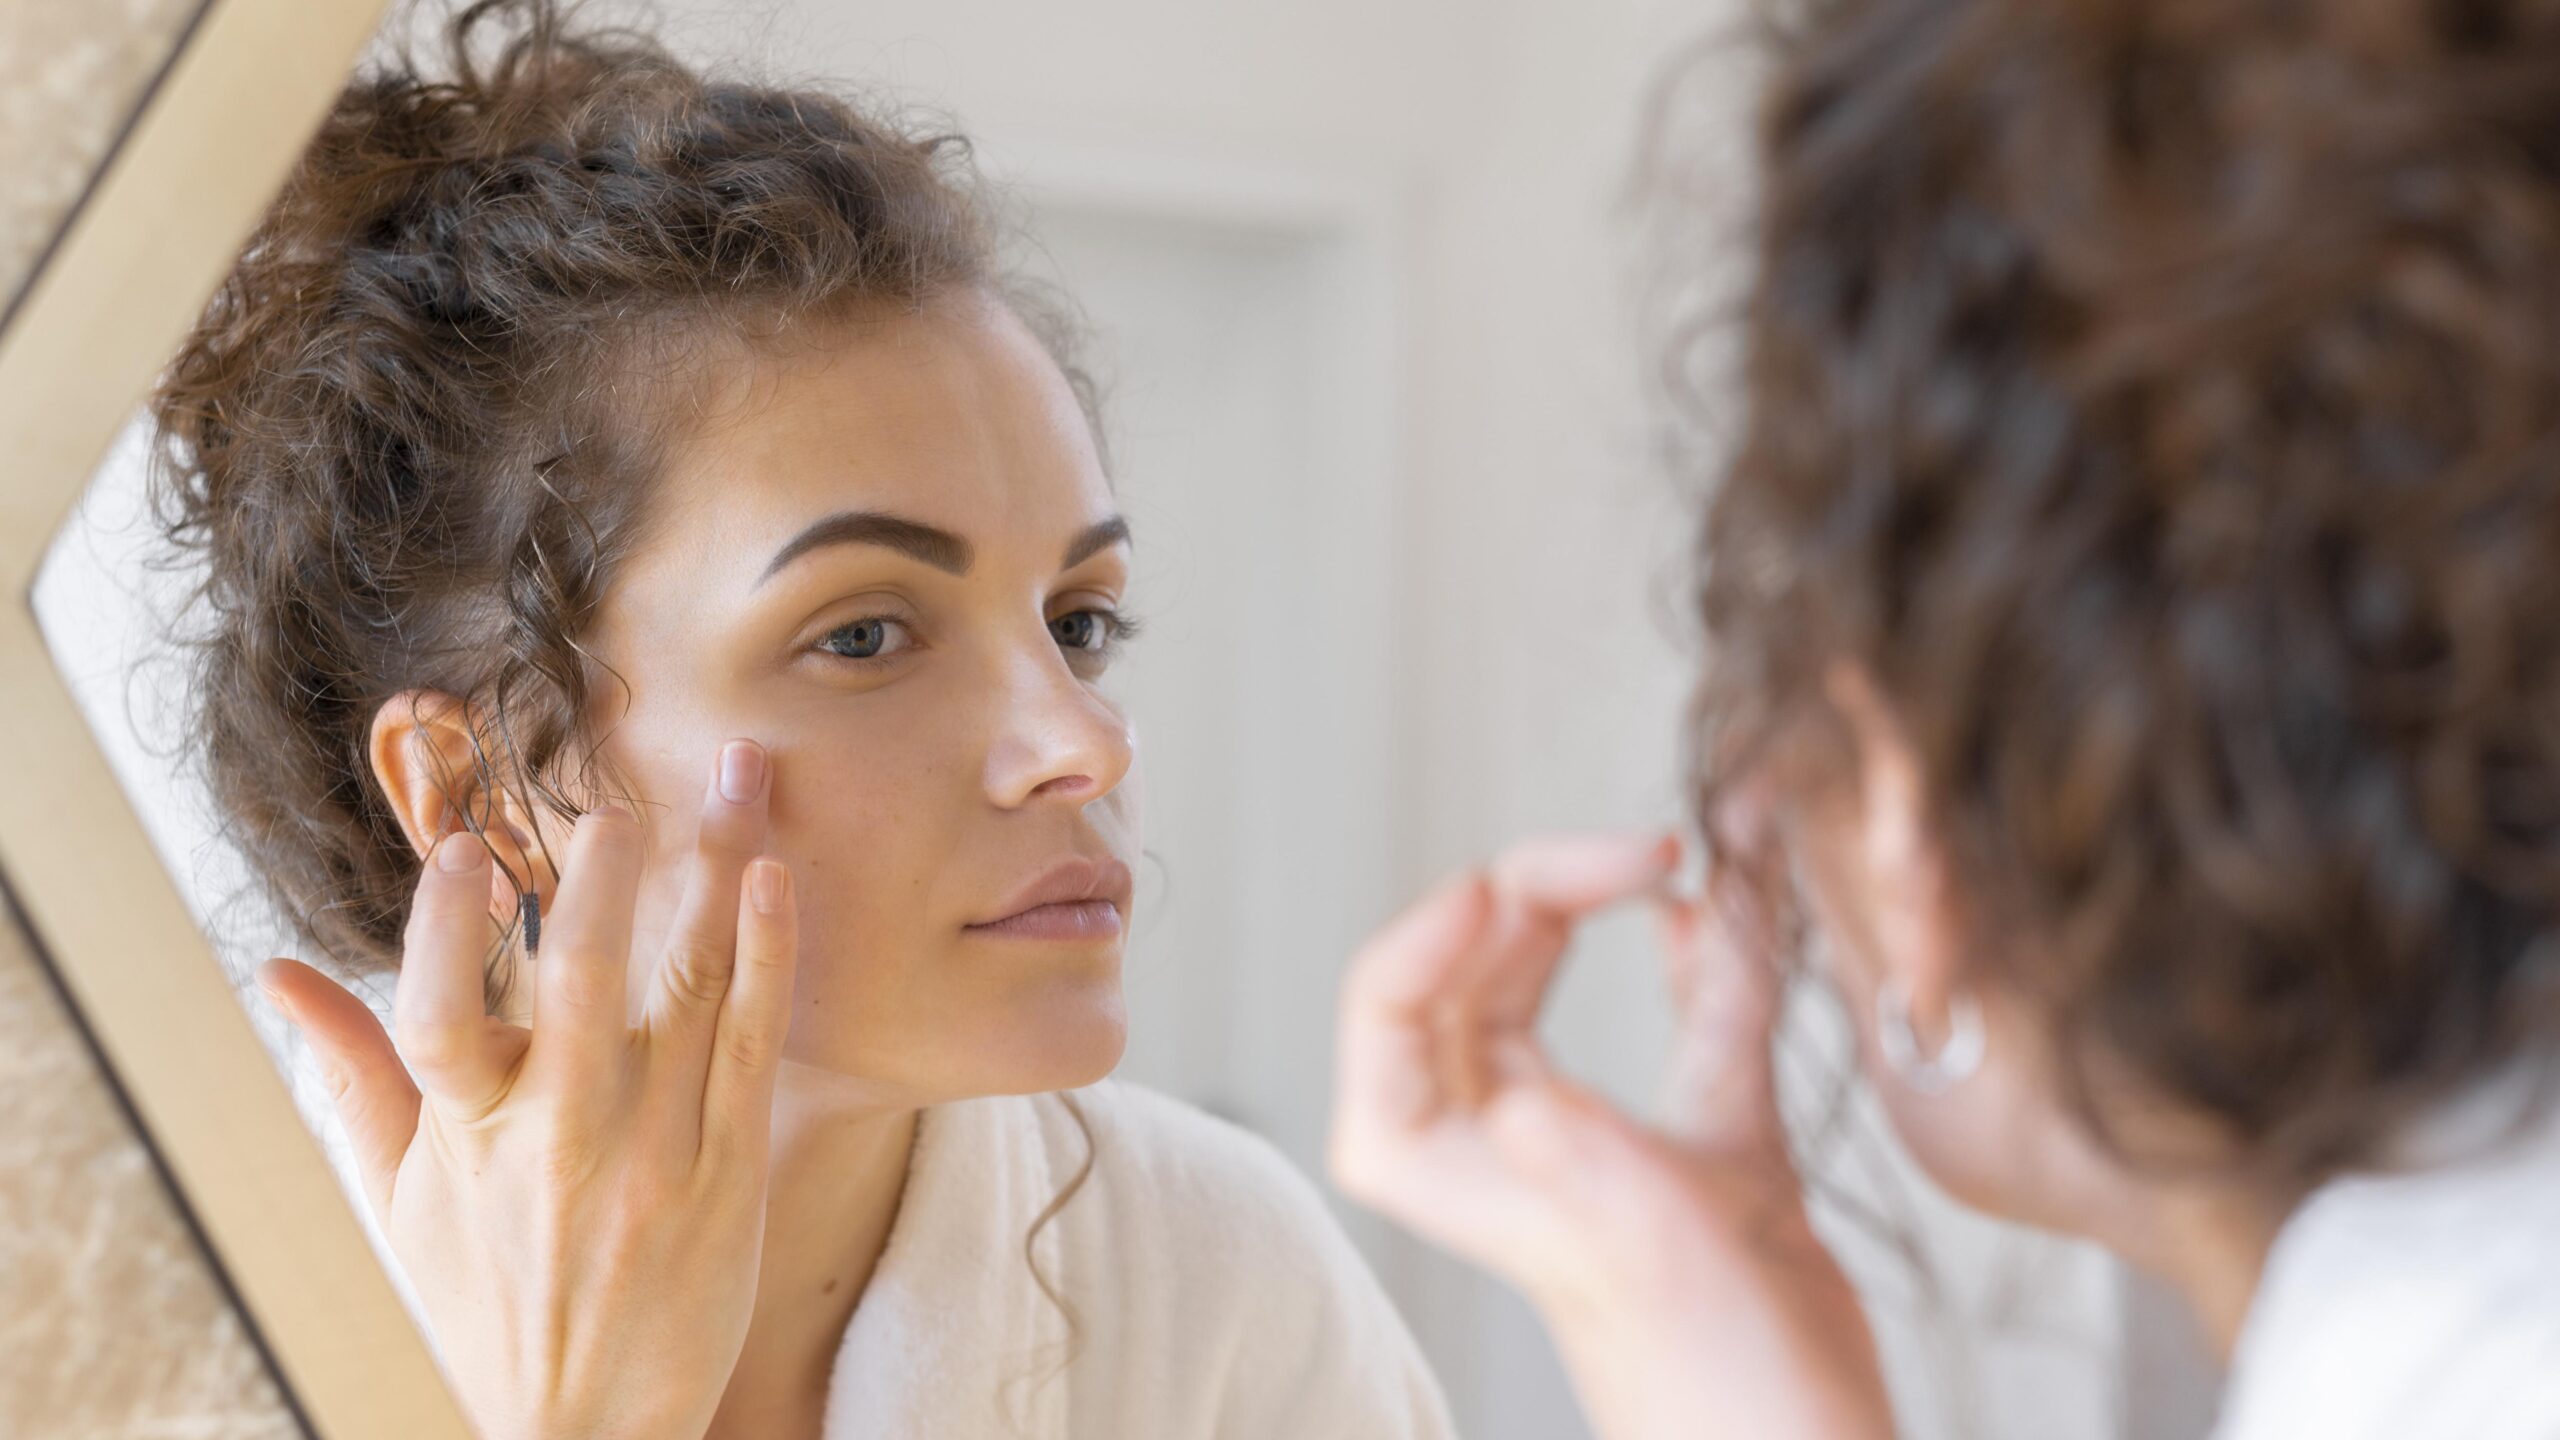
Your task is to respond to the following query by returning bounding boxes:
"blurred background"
[31,0,2195,1435]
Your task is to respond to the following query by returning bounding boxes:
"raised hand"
[1327,826,1894,1440]
[258,739,796,1440]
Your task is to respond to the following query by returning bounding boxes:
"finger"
[390,830,524,1121]
[643,739,772,1045]
[1333,871,1498,1150]
[528,803,646,1092]
[1467,829,1686,1027]
[1482,1036,1650,1188]
[1341,868,1498,1019]
[1654,875,1787,1159]
[261,957,422,1219]
[701,855,797,1171]
[1433,830,1682,1105]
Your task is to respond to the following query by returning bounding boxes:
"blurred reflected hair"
[1658,0,2560,1192]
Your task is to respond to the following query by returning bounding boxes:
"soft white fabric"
[2212,1069,2560,1440]
[823,1077,1458,1440]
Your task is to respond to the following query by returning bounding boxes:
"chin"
[973,968,1129,1095]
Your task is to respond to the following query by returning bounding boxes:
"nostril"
[1033,773,1096,800]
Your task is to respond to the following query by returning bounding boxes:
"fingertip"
[431,829,488,875]
[718,739,770,807]
[255,958,306,1013]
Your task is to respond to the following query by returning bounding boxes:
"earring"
[519,888,542,958]
[1876,977,1983,1095]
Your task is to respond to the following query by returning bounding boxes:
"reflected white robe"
[821,1077,1458,1440]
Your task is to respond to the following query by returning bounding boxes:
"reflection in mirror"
[37,2,1447,1436]
[22,0,2155,1437]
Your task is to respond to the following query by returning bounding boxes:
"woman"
[1330,1,2560,1437]
[156,2,1453,1436]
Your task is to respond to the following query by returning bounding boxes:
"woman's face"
[558,289,1141,1106]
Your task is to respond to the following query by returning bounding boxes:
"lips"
[968,856,1134,933]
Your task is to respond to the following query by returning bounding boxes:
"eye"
[1051,606,1143,664]
[817,615,916,665]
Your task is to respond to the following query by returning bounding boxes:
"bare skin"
[261,289,1144,1438]
[1328,664,2292,1439]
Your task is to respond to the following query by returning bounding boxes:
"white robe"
[822,1077,1457,1439]
[293,1040,1454,1438]
[2212,1064,2560,1440]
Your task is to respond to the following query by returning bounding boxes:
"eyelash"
[814,607,1146,671]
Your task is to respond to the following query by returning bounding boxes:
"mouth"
[965,855,1133,943]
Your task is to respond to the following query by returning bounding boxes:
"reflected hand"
[257,740,796,1440]
[1326,828,1893,1440]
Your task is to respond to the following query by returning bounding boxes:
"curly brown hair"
[149,0,1093,1006]
[1673,0,2560,1192]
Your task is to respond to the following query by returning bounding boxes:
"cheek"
[768,739,958,951]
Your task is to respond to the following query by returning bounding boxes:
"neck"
[708,1060,921,1435]
[2091,1167,2299,1362]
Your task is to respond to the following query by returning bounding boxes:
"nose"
[981,644,1136,809]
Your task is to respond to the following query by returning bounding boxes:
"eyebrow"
[753,509,1131,590]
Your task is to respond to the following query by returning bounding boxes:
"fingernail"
[749,857,788,914]
[719,740,765,805]
[436,831,488,873]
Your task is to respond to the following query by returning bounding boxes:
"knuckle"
[393,1017,475,1072]
[718,1023,776,1076]
[661,945,735,1008]
[692,824,755,868]
[544,955,622,1012]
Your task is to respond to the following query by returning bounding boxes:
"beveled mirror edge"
[0,0,473,1434]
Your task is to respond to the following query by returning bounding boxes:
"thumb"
[257,957,421,1220]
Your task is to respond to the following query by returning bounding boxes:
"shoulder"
[2214,1082,2560,1440]
[1031,1079,1457,1439]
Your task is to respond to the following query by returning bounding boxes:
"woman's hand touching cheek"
[1327,827,1895,1440]
[258,740,798,1440]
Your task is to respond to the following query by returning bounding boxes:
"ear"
[1820,658,1967,1035]
[366,689,557,919]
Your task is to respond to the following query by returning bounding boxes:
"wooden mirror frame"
[0,0,474,1433]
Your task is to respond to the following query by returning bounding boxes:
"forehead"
[644,292,1111,562]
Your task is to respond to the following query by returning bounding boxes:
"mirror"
[2,0,469,1435]
[6,1,2186,1437]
